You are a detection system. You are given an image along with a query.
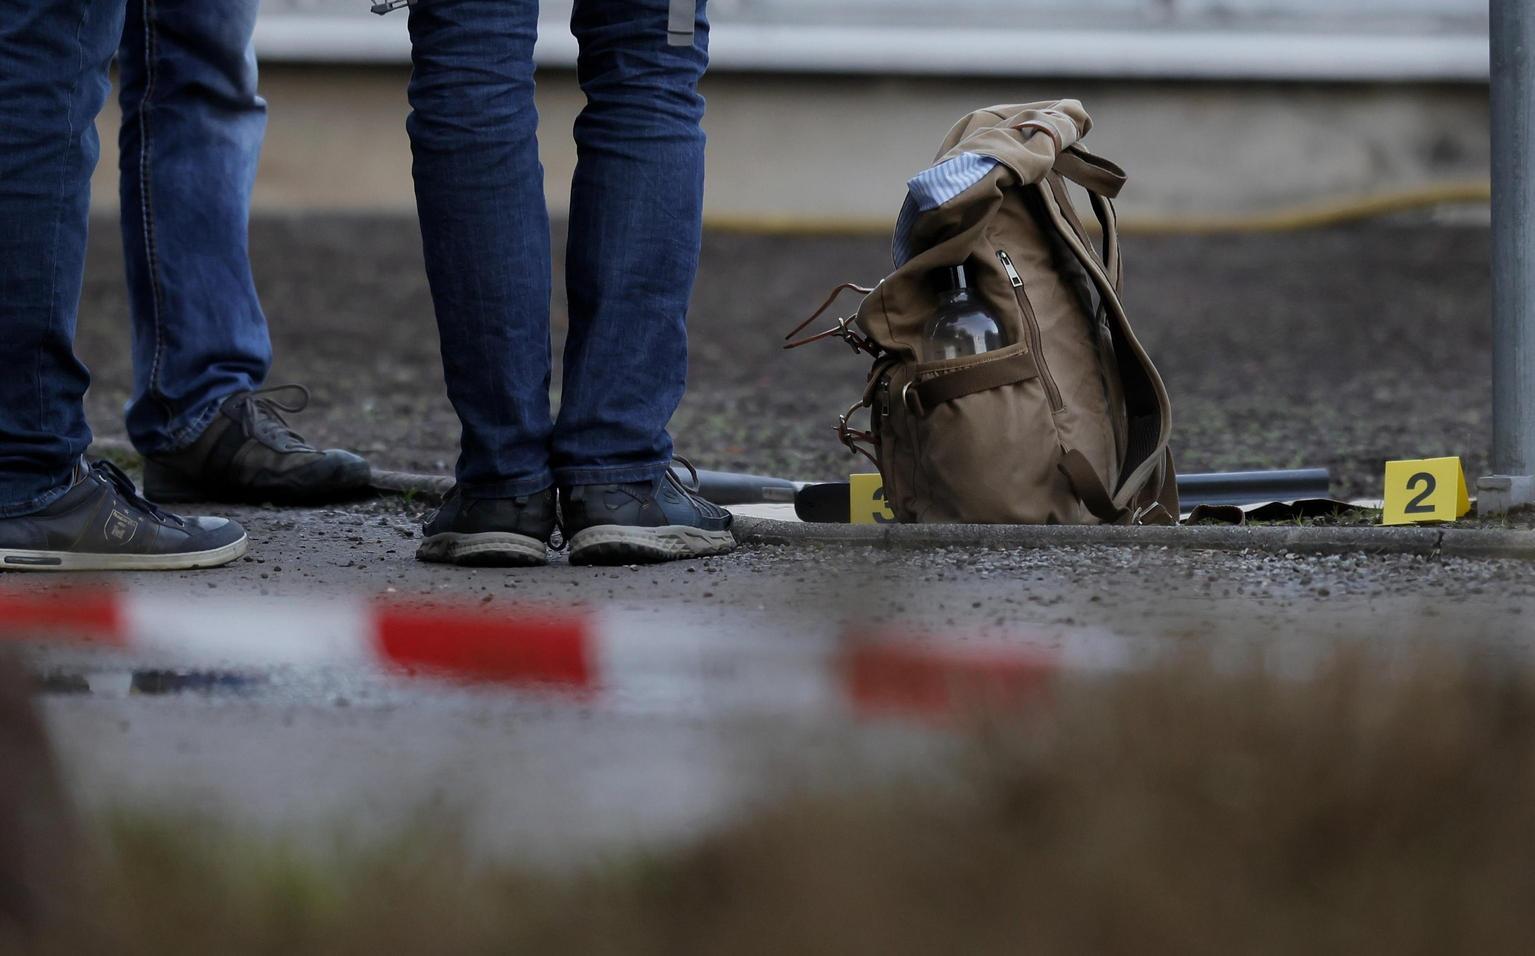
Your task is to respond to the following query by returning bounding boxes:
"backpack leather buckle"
[900,381,924,418]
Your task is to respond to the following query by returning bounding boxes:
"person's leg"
[552,0,709,487]
[554,0,732,565]
[115,0,370,505]
[0,0,123,516]
[116,0,270,455]
[0,0,248,570]
[405,0,559,566]
[406,0,553,500]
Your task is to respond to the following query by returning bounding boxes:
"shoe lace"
[671,456,701,492]
[231,385,317,452]
[666,457,728,519]
[90,460,183,526]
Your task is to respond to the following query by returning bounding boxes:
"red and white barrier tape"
[0,589,1122,721]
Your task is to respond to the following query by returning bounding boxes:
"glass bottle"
[920,264,1008,362]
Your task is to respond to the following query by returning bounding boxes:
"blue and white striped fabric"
[892,153,999,266]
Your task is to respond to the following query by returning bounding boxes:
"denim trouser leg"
[406,0,555,498]
[0,0,125,516]
[407,0,708,497]
[117,0,271,456]
[551,0,708,487]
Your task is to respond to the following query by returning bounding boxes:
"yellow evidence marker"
[1382,457,1471,526]
[850,473,896,525]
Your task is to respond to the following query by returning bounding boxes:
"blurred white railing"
[254,0,1490,81]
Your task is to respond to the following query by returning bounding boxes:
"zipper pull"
[997,250,1024,288]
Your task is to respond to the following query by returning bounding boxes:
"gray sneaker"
[0,461,248,572]
[416,488,558,567]
[561,468,736,566]
[143,385,371,505]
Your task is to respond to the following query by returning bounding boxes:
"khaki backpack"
[788,101,1177,525]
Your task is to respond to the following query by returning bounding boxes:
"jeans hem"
[458,471,555,499]
[554,460,671,488]
[0,479,74,519]
[133,395,227,457]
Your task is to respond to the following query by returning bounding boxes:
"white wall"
[705,0,1486,30]
[267,0,1487,29]
[255,0,1489,80]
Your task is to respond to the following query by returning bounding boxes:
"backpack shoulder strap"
[1034,179,1176,522]
[1053,145,1127,199]
[1043,173,1121,291]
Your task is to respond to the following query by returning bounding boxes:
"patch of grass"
[1265,505,1384,528]
[1188,505,1384,528]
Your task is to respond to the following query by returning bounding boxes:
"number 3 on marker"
[850,473,897,525]
[1383,457,1470,526]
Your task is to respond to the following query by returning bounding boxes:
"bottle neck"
[940,266,971,306]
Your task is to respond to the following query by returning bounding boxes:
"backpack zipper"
[997,249,1063,411]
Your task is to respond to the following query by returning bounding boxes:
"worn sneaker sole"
[0,534,249,572]
[416,532,548,567]
[567,525,737,566]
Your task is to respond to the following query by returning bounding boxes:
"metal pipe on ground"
[668,467,1333,520]
[1175,469,1332,509]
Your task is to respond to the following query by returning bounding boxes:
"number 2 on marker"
[1383,458,1469,526]
[1403,472,1436,515]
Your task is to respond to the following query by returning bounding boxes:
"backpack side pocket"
[882,343,1088,524]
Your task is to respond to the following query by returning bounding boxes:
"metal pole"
[1483,0,1535,512]
[1493,0,1535,473]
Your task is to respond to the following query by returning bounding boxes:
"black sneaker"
[561,469,736,566]
[0,461,248,572]
[416,488,558,567]
[143,385,371,505]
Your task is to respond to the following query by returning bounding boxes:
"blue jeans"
[407,0,708,497]
[0,0,269,516]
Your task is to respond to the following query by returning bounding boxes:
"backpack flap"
[935,101,1092,188]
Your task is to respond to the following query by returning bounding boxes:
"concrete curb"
[90,454,1535,560]
[733,518,1535,561]
[1438,530,1535,561]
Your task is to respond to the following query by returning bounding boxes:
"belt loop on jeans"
[668,0,696,46]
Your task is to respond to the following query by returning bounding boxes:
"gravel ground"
[76,216,1492,499]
